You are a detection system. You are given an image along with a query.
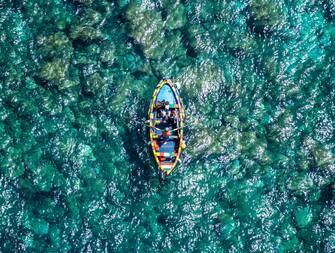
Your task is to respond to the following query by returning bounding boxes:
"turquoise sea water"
[0,0,334,252]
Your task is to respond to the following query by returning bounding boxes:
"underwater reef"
[0,0,334,252]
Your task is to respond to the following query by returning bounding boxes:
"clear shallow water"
[0,0,334,252]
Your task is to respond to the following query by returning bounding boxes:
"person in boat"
[155,100,164,109]
[163,100,169,111]
[160,110,168,122]
[149,126,170,139]
[156,100,169,110]
[157,100,170,122]
[162,127,171,139]
[168,109,178,124]
[157,127,171,143]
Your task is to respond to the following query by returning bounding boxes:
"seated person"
[158,127,171,143]
[168,109,178,124]
[155,100,169,110]
[155,100,164,109]
[162,127,171,139]
[158,101,170,122]
[163,101,169,110]
[160,110,168,122]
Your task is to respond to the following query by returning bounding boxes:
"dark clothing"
[155,101,163,109]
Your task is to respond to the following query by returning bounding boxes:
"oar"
[171,125,188,131]
[147,125,161,131]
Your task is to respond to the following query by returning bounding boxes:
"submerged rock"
[39,59,68,83]
[287,173,314,196]
[70,25,102,41]
[295,207,313,228]
[311,145,334,168]
[248,0,284,34]
[177,61,225,99]
[31,162,59,191]
[38,32,73,59]
[82,73,105,96]
[80,8,103,26]
[72,0,92,5]
[0,1,334,252]
[24,215,50,235]
[100,45,115,64]
[126,3,168,59]
[165,4,187,30]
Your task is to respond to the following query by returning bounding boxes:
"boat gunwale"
[148,79,184,175]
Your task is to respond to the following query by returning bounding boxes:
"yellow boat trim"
[148,79,184,176]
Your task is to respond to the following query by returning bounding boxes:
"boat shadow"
[120,108,163,198]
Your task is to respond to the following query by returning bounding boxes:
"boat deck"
[148,80,184,175]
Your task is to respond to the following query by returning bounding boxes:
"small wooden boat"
[148,79,185,176]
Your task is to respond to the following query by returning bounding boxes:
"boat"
[148,79,185,176]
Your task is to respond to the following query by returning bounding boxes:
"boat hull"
[148,79,184,176]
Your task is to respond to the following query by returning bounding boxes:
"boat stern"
[160,163,176,176]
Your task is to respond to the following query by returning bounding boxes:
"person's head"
[161,110,166,116]
[165,127,170,132]
[164,104,169,110]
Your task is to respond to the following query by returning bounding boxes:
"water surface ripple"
[0,0,334,252]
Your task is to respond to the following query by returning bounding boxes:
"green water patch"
[0,0,334,252]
